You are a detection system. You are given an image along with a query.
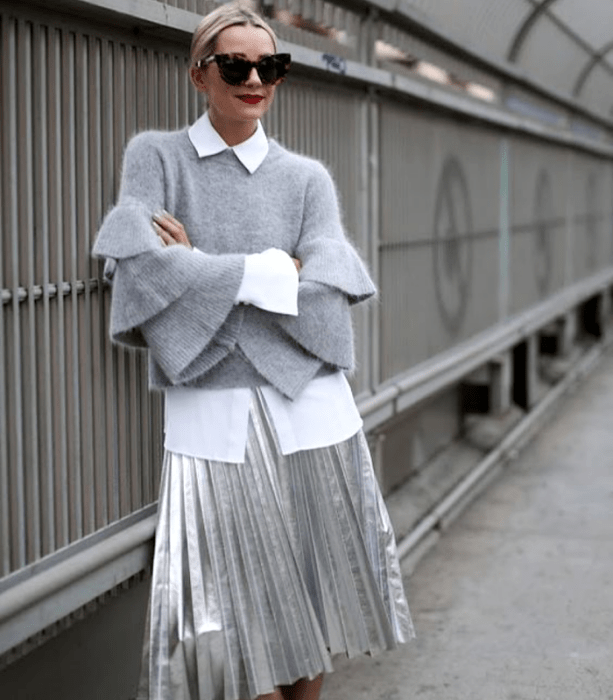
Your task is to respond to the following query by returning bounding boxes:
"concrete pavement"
[323,347,613,700]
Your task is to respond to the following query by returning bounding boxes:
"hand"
[292,257,302,273]
[152,210,192,249]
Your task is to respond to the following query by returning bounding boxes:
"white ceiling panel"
[403,0,532,59]
[400,0,613,123]
[550,0,613,50]
[516,12,591,94]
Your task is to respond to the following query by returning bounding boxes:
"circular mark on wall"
[533,168,555,297]
[433,156,473,335]
[585,172,599,271]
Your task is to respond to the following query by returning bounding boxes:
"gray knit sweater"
[92,129,376,399]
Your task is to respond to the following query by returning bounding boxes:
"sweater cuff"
[232,248,299,315]
[297,238,376,305]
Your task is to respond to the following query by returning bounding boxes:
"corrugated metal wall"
[510,140,570,314]
[2,0,613,594]
[379,104,503,379]
[0,8,198,576]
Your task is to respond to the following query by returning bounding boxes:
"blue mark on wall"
[321,53,347,75]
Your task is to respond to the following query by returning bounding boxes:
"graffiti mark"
[321,53,347,75]
[433,156,473,335]
[533,168,555,297]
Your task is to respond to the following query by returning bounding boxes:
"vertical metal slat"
[48,26,70,549]
[76,30,96,536]
[0,10,11,577]
[89,34,109,531]
[6,15,27,572]
[19,17,42,563]
[62,28,84,542]
[34,20,56,558]
[100,37,120,524]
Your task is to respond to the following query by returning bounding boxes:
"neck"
[209,110,258,147]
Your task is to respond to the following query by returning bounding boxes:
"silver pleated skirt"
[137,390,414,700]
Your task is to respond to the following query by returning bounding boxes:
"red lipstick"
[239,96,264,104]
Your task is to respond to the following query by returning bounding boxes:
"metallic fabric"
[138,390,414,700]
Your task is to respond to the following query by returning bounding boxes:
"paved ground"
[323,347,613,700]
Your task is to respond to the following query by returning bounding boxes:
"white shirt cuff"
[235,248,299,316]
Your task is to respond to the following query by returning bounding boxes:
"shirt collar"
[187,111,269,174]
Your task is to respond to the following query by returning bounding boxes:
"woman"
[93,2,414,699]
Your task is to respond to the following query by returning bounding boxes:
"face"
[191,24,279,132]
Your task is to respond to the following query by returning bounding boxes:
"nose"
[245,66,262,86]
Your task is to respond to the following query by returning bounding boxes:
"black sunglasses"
[197,53,292,86]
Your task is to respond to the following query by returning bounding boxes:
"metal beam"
[507,0,561,63]
[573,40,613,97]
[508,0,613,95]
[286,42,613,160]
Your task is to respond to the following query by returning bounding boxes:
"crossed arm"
[93,134,376,385]
[152,210,303,275]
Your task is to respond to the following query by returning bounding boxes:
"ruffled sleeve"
[293,162,376,302]
[92,132,245,383]
[273,161,376,370]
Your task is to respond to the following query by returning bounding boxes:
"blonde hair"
[190,1,278,73]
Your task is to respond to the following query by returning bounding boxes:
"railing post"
[560,311,578,356]
[460,352,512,417]
[490,353,513,415]
[368,85,381,392]
[513,334,540,410]
[600,287,612,339]
[361,5,379,67]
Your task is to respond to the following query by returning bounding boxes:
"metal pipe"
[0,514,156,655]
[397,336,611,562]
[0,330,610,654]
[0,279,100,304]
[359,268,613,430]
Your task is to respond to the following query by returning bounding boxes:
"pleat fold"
[138,390,414,700]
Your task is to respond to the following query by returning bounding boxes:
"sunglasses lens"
[267,55,291,83]
[255,57,277,84]
[217,57,250,85]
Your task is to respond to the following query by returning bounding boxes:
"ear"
[190,66,208,94]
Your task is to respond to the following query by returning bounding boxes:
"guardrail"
[2,266,612,657]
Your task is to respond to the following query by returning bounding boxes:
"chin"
[234,104,268,119]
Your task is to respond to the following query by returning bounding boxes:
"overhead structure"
[404,0,613,120]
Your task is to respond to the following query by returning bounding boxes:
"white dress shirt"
[164,112,362,463]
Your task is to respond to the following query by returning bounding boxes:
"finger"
[153,219,184,247]
[161,209,182,227]
[152,215,174,239]
[153,211,191,246]
[153,221,175,245]
[152,212,179,236]
[154,211,183,236]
